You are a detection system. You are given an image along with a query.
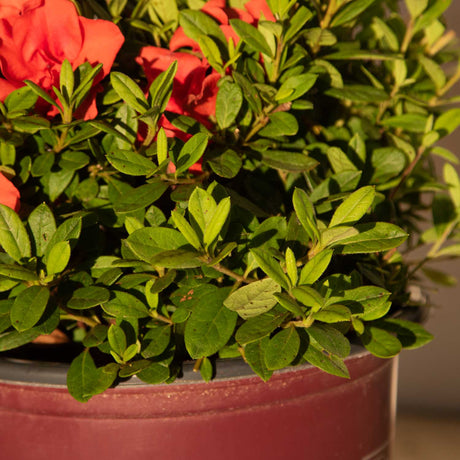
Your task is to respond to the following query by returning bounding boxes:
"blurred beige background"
[397,0,460,414]
[395,2,460,458]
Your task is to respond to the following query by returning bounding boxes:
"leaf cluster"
[2,0,460,401]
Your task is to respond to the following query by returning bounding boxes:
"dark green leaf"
[244,337,273,380]
[216,81,243,130]
[107,150,156,176]
[27,204,56,258]
[261,150,318,172]
[208,149,242,178]
[10,286,50,332]
[235,307,289,345]
[114,181,168,213]
[102,291,150,319]
[265,326,300,370]
[0,204,31,262]
[230,19,273,57]
[67,286,110,310]
[360,326,402,358]
[185,287,237,358]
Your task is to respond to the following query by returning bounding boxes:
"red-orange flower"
[169,0,275,51]
[0,173,20,212]
[0,0,124,119]
[136,47,220,129]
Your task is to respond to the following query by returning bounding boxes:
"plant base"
[0,348,397,460]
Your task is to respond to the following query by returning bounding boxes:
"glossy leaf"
[0,204,31,262]
[10,286,50,332]
[265,326,300,370]
[185,287,237,358]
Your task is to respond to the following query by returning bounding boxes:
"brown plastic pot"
[0,346,397,460]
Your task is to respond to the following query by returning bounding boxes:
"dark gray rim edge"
[0,344,369,388]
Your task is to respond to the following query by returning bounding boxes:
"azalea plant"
[1,0,459,402]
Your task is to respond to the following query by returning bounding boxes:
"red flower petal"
[244,0,276,22]
[0,173,20,212]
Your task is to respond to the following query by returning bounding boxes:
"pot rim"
[0,344,370,388]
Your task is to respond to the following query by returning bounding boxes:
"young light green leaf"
[110,72,149,114]
[299,249,333,285]
[265,326,300,370]
[203,197,231,247]
[405,0,428,17]
[44,216,81,261]
[332,222,408,254]
[198,35,223,72]
[60,59,74,99]
[171,210,202,250]
[229,19,274,57]
[174,133,208,174]
[291,286,324,311]
[275,73,317,104]
[311,304,351,323]
[329,186,375,228]
[180,9,226,45]
[27,203,56,259]
[224,278,281,319]
[188,187,217,233]
[413,0,452,35]
[444,163,460,209]
[156,128,168,165]
[10,286,50,332]
[285,247,297,287]
[24,80,60,109]
[292,188,319,242]
[331,0,377,27]
[0,204,31,262]
[46,241,71,275]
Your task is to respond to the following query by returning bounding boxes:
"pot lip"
[0,344,371,388]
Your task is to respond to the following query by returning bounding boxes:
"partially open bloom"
[0,173,20,212]
[0,0,124,119]
[136,48,220,129]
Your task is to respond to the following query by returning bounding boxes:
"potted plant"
[0,0,459,458]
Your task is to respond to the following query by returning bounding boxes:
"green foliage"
[5,0,460,402]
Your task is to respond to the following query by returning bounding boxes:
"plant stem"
[320,0,337,29]
[389,145,426,200]
[61,311,100,327]
[211,263,256,284]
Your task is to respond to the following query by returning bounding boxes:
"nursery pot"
[0,346,397,460]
